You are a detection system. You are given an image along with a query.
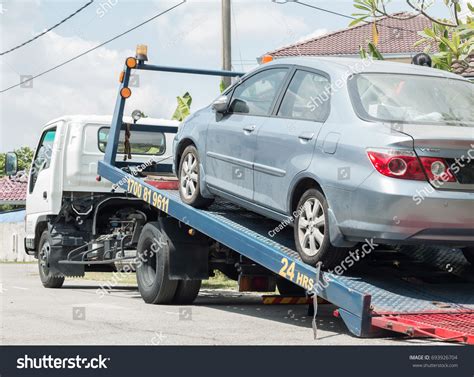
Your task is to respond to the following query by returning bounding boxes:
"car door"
[205,67,289,200]
[253,68,331,213]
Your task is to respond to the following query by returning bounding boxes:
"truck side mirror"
[212,95,229,114]
[5,152,18,176]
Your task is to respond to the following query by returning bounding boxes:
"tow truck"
[11,45,474,344]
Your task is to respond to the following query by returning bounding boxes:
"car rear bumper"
[336,173,474,246]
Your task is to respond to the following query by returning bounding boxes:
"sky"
[0,0,453,151]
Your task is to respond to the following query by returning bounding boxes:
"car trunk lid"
[397,124,474,190]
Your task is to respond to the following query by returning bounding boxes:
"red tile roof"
[452,54,474,78]
[264,13,436,58]
[0,173,28,204]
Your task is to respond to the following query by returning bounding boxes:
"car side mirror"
[212,95,229,114]
[229,99,249,114]
[5,152,18,176]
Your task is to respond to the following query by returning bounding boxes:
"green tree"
[171,92,192,122]
[359,41,385,60]
[0,146,34,178]
[351,0,473,71]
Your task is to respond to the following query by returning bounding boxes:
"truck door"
[26,125,61,217]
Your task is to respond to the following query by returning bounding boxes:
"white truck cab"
[20,114,178,286]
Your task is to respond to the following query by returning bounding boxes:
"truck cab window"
[29,128,56,193]
[98,127,166,155]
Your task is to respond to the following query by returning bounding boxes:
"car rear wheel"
[178,145,213,208]
[294,189,348,268]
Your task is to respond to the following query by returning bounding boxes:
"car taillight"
[367,149,426,180]
[366,149,456,182]
[418,157,456,182]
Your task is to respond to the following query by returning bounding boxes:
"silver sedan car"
[173,57,474,267]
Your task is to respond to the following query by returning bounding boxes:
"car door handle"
[243,125,256,133]
[43,191,47,200]
[298,132,314,141]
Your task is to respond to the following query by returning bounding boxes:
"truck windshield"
[350,73,474,127]
[98,127,166,155]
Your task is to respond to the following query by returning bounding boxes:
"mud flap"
[48,226,85,277]
[157,217,209,280]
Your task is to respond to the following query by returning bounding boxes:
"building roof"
[261,56,462,80]
[451,54,474,78]
[264,13,435,58]
[0,173,28,205]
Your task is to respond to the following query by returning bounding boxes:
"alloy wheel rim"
[297,197,325,257]
[180,152,198,200]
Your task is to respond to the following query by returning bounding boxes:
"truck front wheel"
[38,231,65,289]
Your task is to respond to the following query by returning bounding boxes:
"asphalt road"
[0,263,444,346]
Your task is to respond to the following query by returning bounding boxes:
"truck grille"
[446,158,474,184]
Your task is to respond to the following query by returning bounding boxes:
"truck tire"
[294,188,349,268]
[136,222,178,304]
[172,280,202,305]
[178,145,214,208]
[38,230,65,289]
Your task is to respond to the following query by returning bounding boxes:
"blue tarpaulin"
[0,209,25,223]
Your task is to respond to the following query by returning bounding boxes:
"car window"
[350,73,474,126]
[98,127,166,155]
[229,68,288,116]
[29,128,56,193]
[278,70,330,122]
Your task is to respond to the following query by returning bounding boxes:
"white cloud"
[0,0,318,151]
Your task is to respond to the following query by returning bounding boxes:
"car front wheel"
[178,145,213,208]
[294,189,348,268]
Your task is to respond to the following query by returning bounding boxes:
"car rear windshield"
[350,73,474,127]
[98,127,165,155]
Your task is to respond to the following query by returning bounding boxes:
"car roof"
[263,56,466,80]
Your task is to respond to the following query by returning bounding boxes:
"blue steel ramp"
[98,162,474,343]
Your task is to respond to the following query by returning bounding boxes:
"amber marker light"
[126,57,137,69]
[120,87,132,98]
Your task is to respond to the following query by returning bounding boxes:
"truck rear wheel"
[172,280,202,304]
[38,231,65,289]
[136,222,178,304]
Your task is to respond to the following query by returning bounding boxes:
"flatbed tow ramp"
[98,51,474,345]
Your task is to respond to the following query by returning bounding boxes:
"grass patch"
[202,271,237,290]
